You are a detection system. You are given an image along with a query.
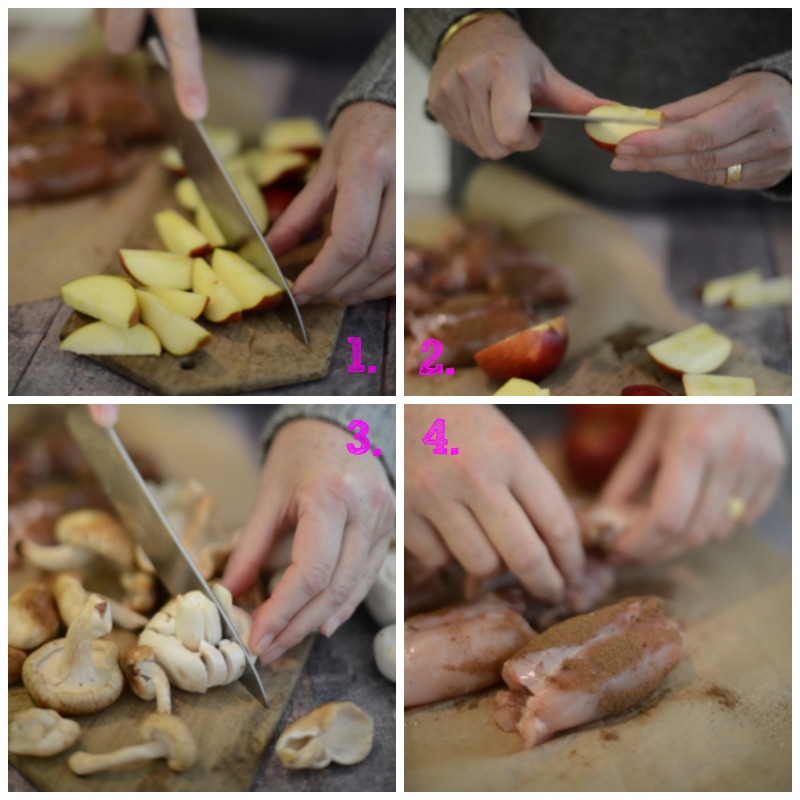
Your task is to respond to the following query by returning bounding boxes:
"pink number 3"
[347,419,371,455]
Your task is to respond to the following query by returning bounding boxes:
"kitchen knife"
[66,406,269,708]
[142,21,308,345]
[528,110,665,126]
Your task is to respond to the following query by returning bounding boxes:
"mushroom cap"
[9,708,81,756]
[56,509,134,569]
[9,646,27,685]
[373,623,396,683]
[141,713,197,771]
[22,638,123,715]
[275,701,374,769]
[8,582,60,651]
[120,645,159,701]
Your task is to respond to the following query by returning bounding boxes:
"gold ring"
[725,164,743,185]
[725,495,747,523]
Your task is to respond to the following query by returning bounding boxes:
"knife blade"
[529,110,666,127]
[143,27,308,345]
[66,406,269,708]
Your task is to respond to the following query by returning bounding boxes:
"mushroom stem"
[59,596,111,685]
[68,740,167,775]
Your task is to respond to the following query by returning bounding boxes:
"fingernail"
[615,144,639,157]
[254,634,273,657]
[320,616,342,638]
[293,293,311,306]
[610,158,635,172]
[182,89,207,121]
[91,405,117,427]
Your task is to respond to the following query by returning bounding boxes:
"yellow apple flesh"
[61,275,139,328]
[136,290,212,355]
[701,269,763,307]
[154,209,212,258]
[493,378,551,396]
[682,374,757,396]
[647,324,732,376]
[731,275,791,308]
[192,258,243,324]
[243,150,309,187]
[194,201,227,248]
[146,287,209,320]
[119,249,194,290]
[211,249,285,312]
[61,321,161,356]
[584,104,664,152]
[260,117,325,157]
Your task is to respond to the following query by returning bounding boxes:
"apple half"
[61,321,161,356]
[119,249,194,290]
[647,324,731,376]
[584,104,664,152]
[682,374,757,396]
[61,275,139,328]
[136,290,212,356]
[474,316,568,382]
[154,209,212,258]
[211,249,285,312]
[493,378,551,396]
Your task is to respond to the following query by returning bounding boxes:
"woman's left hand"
[610,72,791,191]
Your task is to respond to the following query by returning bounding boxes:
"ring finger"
[428,502,501,577]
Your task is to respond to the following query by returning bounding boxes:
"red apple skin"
[188,243,213,259]
[620,384,672,396]
[584,133,617,154]
[474,317,568,382]
[262,184,302,223]
[565,420,636,492]
[249,292,285,313]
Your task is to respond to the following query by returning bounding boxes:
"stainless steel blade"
[145,34,308,345]
[66,406,269,707]
[529,109,666,126]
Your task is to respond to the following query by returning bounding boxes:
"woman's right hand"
[405,405,585,603]
[428,13,602,160]
[96,8,207,120]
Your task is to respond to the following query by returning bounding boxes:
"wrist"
[435,10,517,60]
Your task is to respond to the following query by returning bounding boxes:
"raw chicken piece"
[405,595,535,708]
[496,596,683,747]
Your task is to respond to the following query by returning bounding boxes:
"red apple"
[584,104,664,152]
[262,184,303,223]
[474,316,568,382]
[620,384,672,396]
[565,420,635,492]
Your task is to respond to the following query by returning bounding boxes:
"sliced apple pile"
[647,324,731,376]
[493,378,551,396]
[475,316,568,383]
[584,104,664,152]
[682,374,757,396]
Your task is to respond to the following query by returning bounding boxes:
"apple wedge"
[647,324,732,376]
[731,275,791,308]
[194,201,227,248]
[192,258,243,323]
[584,104,664,152]
[227,161,269,233]
[243,150,309,187]
[175,177,201,211]
[682,374,757,396]
[260,117,325,157]
[136,290,212,355]
[61,275,139,328]
[620,384,672,396]
[119,249,194,290]
[159,145,185,176]
[154,209,212,258]
[211,249,285,312]
[160,126,242,175]
[474,316,568,382]
[701,268,762,307]
[61,321,161,356]
[493,378,551,396]
[146,287,209,320]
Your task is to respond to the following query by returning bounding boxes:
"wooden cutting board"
[9,406,313,790]
[404,164,790,396]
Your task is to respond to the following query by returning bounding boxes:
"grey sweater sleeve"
[327,25,396,127]
[261,404,396,485]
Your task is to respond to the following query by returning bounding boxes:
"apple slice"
[731,275,791,308]
[175,177,201,211]
[260,117,324,157]
[136,290,212,355]
[211,249,285,312]
[474,316,568,382]
[159,145,185,176]
[192,258,243,323]
[584,104,664,152]
[61,321,161,356]
[701,268,762,307]
[61,275,139,328]
[160,126,243,176]
[682,374,757,396]
[243,149,309,187]
[146,287,209,320]
[493,378,551,396]
[647,324,732,376]
[154,209,212,258]
[194,201,227,248]
[620,384,672,396]
[119,249,194,290]
[227,161,269,232]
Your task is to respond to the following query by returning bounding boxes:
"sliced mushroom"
[373,623,396,683]
[48,573,148,631]
[174,592,221,650]
[275,702,374,769]
[365,546,396,626]
[120,645,172,714]
[199,640,228,688]
[9,646,27,685]
[9,582,60,650]
[120,570,157,614]
[68,713,196,775]
[56,509,134,570]
[9,708,82,756]
[20,540,96,572]
[138,629,208,693]
[218,639,246,683]
[22,594,124,715]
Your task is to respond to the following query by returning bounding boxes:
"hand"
[88,404,119,427]
[610,72,792,190]
[221,418,394,664]
[266,101,395,306]
[600,406,786,562]
[428,13,602,159]
[405,405,585,603]
[96,8,207,120]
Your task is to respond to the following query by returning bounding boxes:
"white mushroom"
[120,570,157,614]
[174,592,221,650]
[9,708,81,757]
[138,629,208,694]
[68,713,196,775]
[199,641,228,688]
[22,594,123,715]
[373,624,396,682]
[9,582,60,650]
[364,546,396,627]
[48,573,148,631]
[20,540,96,572]
[9,646,26,685]
[218,640,246,683]
[120,645,172,714]
[56,509,134,570]
[275,702,374,769]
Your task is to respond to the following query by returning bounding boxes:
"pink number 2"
[419,339,444,376]
[347,419,371,455]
